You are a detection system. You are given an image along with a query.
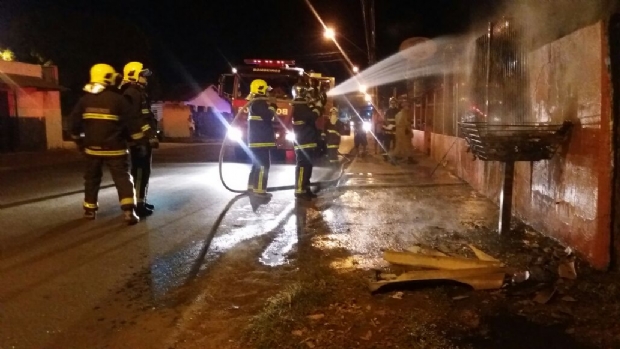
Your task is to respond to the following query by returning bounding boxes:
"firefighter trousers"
[130,144,152,204]
[248,148,271,194]
[327,147,339,165]
[83,155,135,211]
[295,148,315,194]
[383,133,395,152]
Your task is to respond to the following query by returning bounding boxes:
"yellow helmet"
[123,61,152,84]
[89,64,119,86]
[250,79,270,95]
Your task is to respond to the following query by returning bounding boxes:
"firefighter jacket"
[383,107,399,135]
[292,100,321,150]
[121,83,156,139]
[247,98,276,148]
[70,88,145,157]
[323,120,343,149]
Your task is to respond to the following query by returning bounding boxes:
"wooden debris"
[456,273,506,290]
[369,268,508,292]
[533,287,557,304]
[561,296,577,302]
[406,245,447,257]
[452,295,470,300]
[307,314,324,320]
[383,250,503,270]
[558,259,577,279]
[378,273,398,280]
[468,244,500,262]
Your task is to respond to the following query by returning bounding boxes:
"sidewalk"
[0,149,83,172]
[0,143,211,172]
[172,151,620,349]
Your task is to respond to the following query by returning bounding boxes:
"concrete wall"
[0,61,41,77]
[421,22,612,268]
[158,103,191,138]
[1,61,63,150]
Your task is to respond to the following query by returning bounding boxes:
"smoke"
[491,0,617,47]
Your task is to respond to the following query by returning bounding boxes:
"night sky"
[0,0,493,99]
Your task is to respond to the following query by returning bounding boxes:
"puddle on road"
[258,215,298,267]
[210,202,294,253]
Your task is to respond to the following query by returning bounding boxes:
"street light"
[324,27,336,40]
[352,66,359,73]
[359,84,367,93]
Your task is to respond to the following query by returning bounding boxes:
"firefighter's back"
[80,89,131,155]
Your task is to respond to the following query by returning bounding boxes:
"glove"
[136,144,149,157]
[149,136,160,149]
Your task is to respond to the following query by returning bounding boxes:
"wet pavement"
[0,142,344,348]
[2,141,618,348]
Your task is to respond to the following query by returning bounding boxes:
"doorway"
[0,90,16,153]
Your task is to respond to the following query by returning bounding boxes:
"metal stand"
[498,161,514,234]
[460,121,572,235]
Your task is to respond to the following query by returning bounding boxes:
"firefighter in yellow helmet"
[69,63,147,225]
[120,61,158,217]
[246,79,277,200]
[324,106,343,166]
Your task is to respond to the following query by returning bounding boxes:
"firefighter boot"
[135,203,154,218]
[84,210,97,220]
[252,192,273,201]
[306,190,318,199]
[123,210,140,225]
[145,202,155,210]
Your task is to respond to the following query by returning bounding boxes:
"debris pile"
[370,244,517,293]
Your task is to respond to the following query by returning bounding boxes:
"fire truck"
[217,59,335,160]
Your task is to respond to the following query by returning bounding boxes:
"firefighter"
[382,97,400,156]
[70,63,145,225]
[246,79,276,199]
[391,99,415,163]
[324,107,343,166]
[120,61,158,217]
[292,83,322,200]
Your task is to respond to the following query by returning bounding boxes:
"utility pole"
[369,0,376,65]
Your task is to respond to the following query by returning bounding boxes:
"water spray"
[328,36,466,97]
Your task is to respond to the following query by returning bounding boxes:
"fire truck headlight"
[227,127,242,142]
[285,132,296,142]
[362,121,372,132]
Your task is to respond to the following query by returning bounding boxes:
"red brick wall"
[423,22,612,269]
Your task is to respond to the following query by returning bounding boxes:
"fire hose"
[218,98,354,194]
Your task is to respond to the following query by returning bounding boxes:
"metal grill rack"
[460,122,572,162]
[459,121,572,235]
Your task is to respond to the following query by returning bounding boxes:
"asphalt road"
[0,143,342,349]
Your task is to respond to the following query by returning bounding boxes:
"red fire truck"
[218,59,335,160]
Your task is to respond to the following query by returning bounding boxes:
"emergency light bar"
[244,59,295,67]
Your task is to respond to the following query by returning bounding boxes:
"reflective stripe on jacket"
[292,100,320,148]
[383,107,399,134]
[70,88,145,156]
[247,99,276,148]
